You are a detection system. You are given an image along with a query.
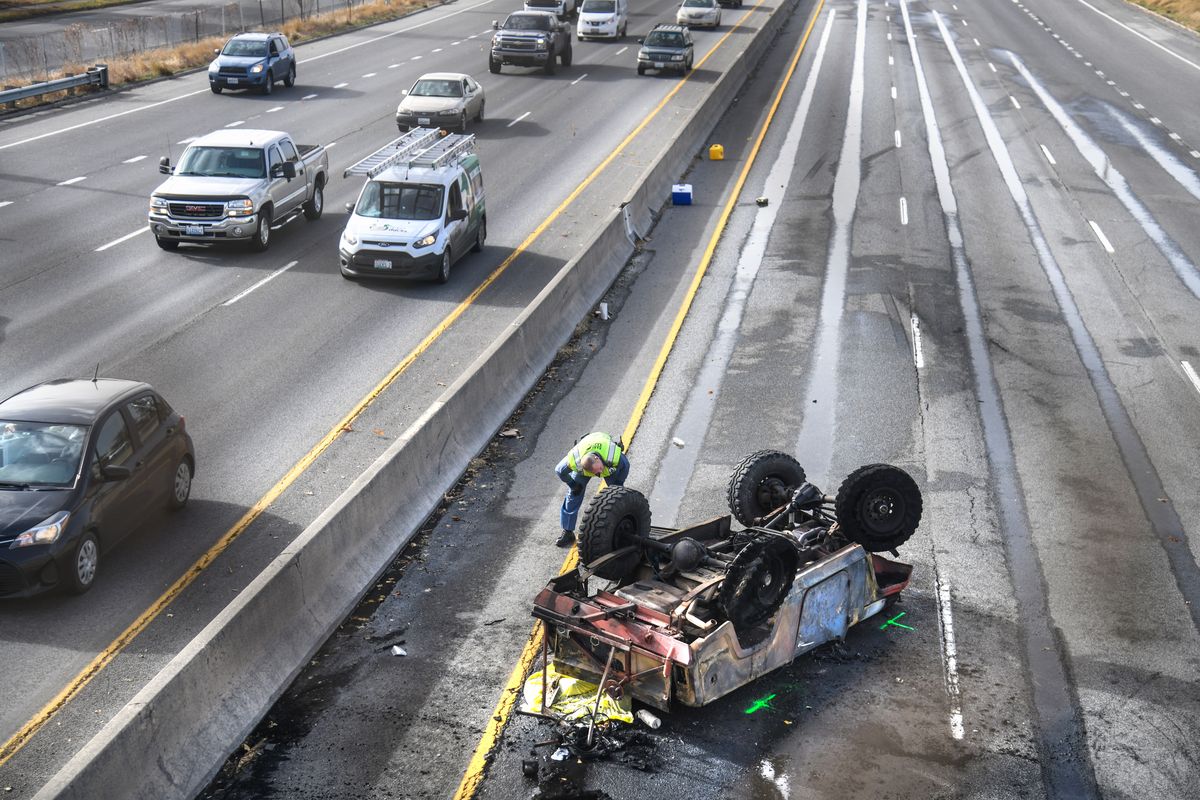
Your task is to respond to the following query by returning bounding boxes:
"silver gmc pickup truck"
[149,129,329,252]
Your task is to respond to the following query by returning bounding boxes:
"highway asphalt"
[0,0,779,793]
[193,0,1200,798]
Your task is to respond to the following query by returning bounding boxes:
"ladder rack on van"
[343,128,476,178]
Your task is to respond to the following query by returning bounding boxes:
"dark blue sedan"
[0,379,196,597]
[208,31,296,95]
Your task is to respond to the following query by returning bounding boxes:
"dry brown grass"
[5,0,432,109]
[1129,0,1200,31]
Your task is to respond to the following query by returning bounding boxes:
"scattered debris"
[671,437,685,448]
[755,196,769,207]
[390,646,407,657]
[634,709,661,730]
[499,428,521,438]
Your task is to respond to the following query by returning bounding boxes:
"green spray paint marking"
[744,693,777,714]
[880,611,914,631]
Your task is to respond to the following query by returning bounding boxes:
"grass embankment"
[0,0,148,25]
[1129,0,1200,30]
[3,0,432,110]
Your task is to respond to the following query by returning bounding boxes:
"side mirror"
[402,89,409,96]
[158,156,172,175]
[101,463,132,481]
[451,208,468,222]
[213,48,221,55]
[345,202,355,213]
[282,161,297,180]
[492,20,499,28]
[636,37,644,44]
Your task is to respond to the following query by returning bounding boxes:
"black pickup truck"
[489,11,573,75]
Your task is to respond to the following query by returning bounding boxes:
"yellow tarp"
[519,662,634,725]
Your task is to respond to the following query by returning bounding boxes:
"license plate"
[654,62,664,69]
[373,259,393,269]
[418,117,431,125]
[185,226,203,236]
[228,78,239,85]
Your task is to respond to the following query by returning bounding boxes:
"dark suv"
[0,379,196,597]
[490,11,573,75]
[636,24,693,75]
[209,32,296,94]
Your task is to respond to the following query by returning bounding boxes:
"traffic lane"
[912,4,1200,795]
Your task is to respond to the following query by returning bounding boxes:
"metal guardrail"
[1,64,108,105]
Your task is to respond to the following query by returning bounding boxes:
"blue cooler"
[671,183,693,205]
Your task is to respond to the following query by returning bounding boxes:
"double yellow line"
[450,1,827,797]
[0,0,782,772]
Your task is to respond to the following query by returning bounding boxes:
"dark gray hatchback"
[0,379,196,597]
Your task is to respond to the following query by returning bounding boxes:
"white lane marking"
[333,82,349,89]
[266,105,285,113]
[362,72,377,77]
[303,93,318,99]
[889,55,894,66]
[891,85,897,99]
[910,313,924,368]
[1071,0,1200,73]
[481,27,492,33]
[467,34,478,39]
[57,176,86,185]
[451,40,462,45]
[1150,116,1161,125]
[0,0,498,153]
[432,47,443,53]
[615,46,628,55]
[1040,144,1056,164]
[411,55,423,60]
[570,73,589,86]
[900,196,909,225]
[388,64,401,70]
[973,38,980,46]
[895,129,902,148]
[96,226,148,252]
[962,18,968,25]
[226,120,245,127]
[988,62,996,72]
[1088,220,1115,253]
[0,201,13,209]
[222,260,299,306]
[1133,102,1144,109]
[1010,96,1021,109]
[177,137,198,145]
[1169,132,1182,141]
[1192,150,1200,159]
[887,32,892,40]
[507,112,530,127]
[936,568,965,740]
[1182,361,1200,397]
[123,155,147,163]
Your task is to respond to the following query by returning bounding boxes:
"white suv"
[577,0,627,39]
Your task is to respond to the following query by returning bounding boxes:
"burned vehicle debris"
[529,450,920,712]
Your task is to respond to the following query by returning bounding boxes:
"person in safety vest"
[553,431,630,547]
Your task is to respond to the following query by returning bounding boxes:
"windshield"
[504,14,552,30]
[645,31,684,46]
[582,0,616,11]
[0,421,87,488]
[221,39,268,57]
[410,79,463,98]
[356,182,444,221]
[683,0,713,6]
[175,146,266,179]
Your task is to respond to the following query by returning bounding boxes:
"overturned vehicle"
[530,451,921,712]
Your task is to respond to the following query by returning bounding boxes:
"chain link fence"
[0,0,374,81]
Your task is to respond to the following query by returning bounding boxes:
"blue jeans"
[556,454,630,532]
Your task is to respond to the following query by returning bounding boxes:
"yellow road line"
[1,6,764,770]
[449,1,827,797]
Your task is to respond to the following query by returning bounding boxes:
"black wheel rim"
[861,487,903,534]
[755,476,792,512]
[613,516,638,546]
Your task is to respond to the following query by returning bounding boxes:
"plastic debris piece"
[551,747,570,761]
[672,438,685,448]
[499,428,520,438]
[756,196,769,207]
[391,646,407,657]
[635,709,661,730]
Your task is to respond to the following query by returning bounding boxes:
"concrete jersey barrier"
[34,1,799,796]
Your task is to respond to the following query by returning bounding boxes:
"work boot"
[555,529,575,547]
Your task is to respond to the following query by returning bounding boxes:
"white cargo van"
[577,0,628,39]
[339,129,485,284]
[524,0,575,20]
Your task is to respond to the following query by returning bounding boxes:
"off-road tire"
[303,177,324,220]
[578,486,651,581]
[64,531,99,595]
[284,64,295,87]
[834,464,922,552]
[169,456,193,510]
[719,537,798,634]
[251,205,272,252]
[727,450,806,526]
[472,216,486,253]
[155,236,179,251]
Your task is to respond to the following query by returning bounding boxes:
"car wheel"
[460,110,468,132]
[284,63,295,87]
[719,536,799,635]
[155,236,179,251]
[263,71,273,94]
[476,101,485,122]
[489,57,501,74]
[578,486,651,581]
[169,456,193,510]
[64,532,99,595]
[210,84,222,94]
[472,216,486,252]
[637,64,646,75]
[834,464,923,552]
[304,178,324,220]
[562,45,572,67]
[252,205,272,252]
[727,450,806,526]
[435,248,451,284]
[544,55,557,75]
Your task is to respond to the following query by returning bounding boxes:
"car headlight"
[343,231,359,246]
[438,109,460,117]
[208,62,219,73]
[11,512,70,549]
[226,198,254,217]
[413,233,437,248]
[150,196,168,213]
[536,37,548,49]
[671,54,685,61]
[250,62,265,74]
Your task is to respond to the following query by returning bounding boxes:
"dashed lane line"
[1040,144,1056,164]
[1182,361,1200,398]
[226,120,245,127]
[900,195,908,225]
[571,73,588,85]
[222,261,300,306]
[507,111,530,127]
[1088,220,1115,253]
[333,82,349,88]
[910,313,924,368]
[303,93,319,99]
[267,105,285,113]
[123,155,147,163]
[96,226,149,252]
[0,201,13,209]
[56,176,86,185]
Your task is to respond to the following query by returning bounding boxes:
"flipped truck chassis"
[530,450,920,712]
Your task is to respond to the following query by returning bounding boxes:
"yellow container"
[709,143,725,161]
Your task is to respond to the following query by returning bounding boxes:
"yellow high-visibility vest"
[567,432,623,477]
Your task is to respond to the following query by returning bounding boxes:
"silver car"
[396,73,486,132]
[676,0,721,28]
